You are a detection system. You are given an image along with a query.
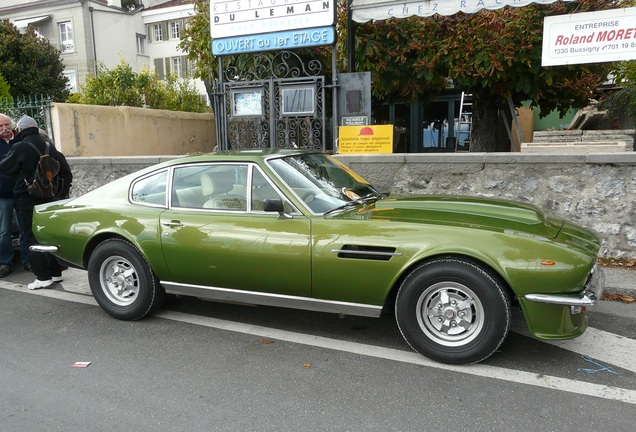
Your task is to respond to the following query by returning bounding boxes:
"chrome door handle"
[162,221,183,228]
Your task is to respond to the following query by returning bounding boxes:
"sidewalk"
[602,266,636,297]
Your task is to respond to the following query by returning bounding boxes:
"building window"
[32,26,43,38]
[172,57,182,78]
[153,24,163,42]
[170,21,181,39]
[136,34,146,54]
[59,21,74,53]
[63,70,77,93]
[281,85,315,116]
[231,88,263,118]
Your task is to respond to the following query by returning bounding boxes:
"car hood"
[351,196,564,239]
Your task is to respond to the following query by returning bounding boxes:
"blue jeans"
[0,197,16,266]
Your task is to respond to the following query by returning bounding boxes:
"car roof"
[167,148,325,165]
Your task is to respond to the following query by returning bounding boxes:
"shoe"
[52,276,63,283]
[0,264,12,278]
[23,263,32,271]
[27,279,54,290]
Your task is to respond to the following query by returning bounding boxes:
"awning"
[12,15,52,28]
[350,0,567,23]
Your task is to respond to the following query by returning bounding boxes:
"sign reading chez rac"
[211,0,336,54]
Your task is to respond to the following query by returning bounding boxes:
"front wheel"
[395,257,511,365]
[88,238,165,320]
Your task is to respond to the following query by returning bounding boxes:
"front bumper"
[524,264,605,308]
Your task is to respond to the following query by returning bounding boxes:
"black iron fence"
[0,95,54,142]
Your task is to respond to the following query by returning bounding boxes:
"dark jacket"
[0,127,73,198]
[0,137,16,198]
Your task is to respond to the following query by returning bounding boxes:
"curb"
[601,266,636,298]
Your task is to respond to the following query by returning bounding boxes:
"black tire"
[88,238,165,320]
[395,257,511,365]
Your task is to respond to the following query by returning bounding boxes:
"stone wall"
[532,130,635,151]
[67,152,636,259]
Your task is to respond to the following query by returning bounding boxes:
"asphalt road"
[1,266,635,432]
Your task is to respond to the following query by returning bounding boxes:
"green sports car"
[31,149,605,364]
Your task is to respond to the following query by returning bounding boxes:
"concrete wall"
[68,152,636,259]
[51,103,216,157]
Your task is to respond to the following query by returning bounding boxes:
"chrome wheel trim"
[416,281,485,347]
[99,255,140,307]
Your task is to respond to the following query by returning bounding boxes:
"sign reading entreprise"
[542,7,636,66]
[211,0,336,39]
[338,125,393,154]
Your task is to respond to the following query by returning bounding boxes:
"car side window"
[171,164,247,211]
[130,170,168,206]
[200,165,248,211]
[171,165,210,209]
[251,168,294,213]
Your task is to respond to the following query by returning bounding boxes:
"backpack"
[23,141,64,198]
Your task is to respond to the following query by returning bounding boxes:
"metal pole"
[347,0,355,73]
[332,45,339,153]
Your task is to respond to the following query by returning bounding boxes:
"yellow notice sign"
[338,125,393,154]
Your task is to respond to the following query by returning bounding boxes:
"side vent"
[332,245,401,261]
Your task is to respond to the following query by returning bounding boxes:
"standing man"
[0,113,18,277]
[0,116,72,289]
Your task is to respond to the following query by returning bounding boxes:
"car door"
[159,163,311,297]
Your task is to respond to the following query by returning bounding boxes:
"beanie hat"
[17,115,38,129]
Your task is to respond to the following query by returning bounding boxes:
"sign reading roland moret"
[542,7,636,66]
[211,0,336,39]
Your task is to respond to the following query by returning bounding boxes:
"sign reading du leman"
[211,0,335,39]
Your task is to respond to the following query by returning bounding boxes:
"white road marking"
[2,282,636,405]
[544,328,636,374]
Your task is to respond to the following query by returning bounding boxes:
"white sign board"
[542,7,636,66]
[211,0,335,39]
[350,0,566,23]
[213,27,335,55]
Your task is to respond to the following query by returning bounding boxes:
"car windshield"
[268,153,383,214]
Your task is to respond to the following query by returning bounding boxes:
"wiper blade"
[323,192,383,215]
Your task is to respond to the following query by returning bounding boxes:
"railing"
[0,95,54,142]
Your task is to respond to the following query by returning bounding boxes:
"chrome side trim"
[161,282,383,318]
[30,245,59,253]
[330,249,403,258]
[524,265,605,306]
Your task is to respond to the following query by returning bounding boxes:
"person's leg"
[16,196,52,287]
[0,198,15,276]
[13,200,30,269]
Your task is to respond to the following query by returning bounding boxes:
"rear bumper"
[29,245,59,253]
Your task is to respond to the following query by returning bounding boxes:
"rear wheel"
[88,238,164,320]
[395,257,511,364]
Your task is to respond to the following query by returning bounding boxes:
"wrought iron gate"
[212,51,326,151]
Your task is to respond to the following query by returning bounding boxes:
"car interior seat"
[200,172,247,210]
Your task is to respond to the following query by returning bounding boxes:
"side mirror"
[263,198,292,219]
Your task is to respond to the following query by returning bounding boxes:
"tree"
[179,1,216,85]
[341,0,623,151]
[75,59,210,113]
[0,73,10,101]
[0,19,69,101]
[596,60,636,142]
[79,61,144,107]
